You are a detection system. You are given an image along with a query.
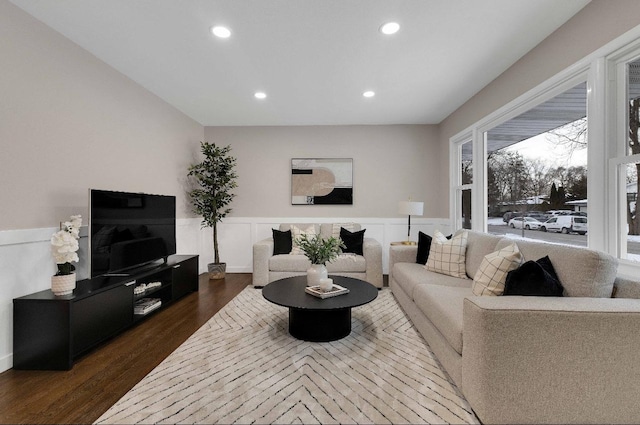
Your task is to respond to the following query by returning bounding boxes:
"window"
[449,25,640,275]
[610,55,640,263]
[483,82,588,247]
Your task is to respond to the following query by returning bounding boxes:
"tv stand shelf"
[13,254,198,370]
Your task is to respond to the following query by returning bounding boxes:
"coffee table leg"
[289,308,351,342]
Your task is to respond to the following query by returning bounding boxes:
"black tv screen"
[89,189,176,277]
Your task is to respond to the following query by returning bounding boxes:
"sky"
[506,133,588,168]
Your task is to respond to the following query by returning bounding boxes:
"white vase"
[51,273,76,296]
[306,264,328,287]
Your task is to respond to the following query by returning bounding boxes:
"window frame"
[450,134,476,231]
[449,23,640,277]
[606,42,640,269]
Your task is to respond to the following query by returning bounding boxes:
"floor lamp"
[398,201,424,245]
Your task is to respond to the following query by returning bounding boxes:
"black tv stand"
[13,254,199,370]
[103,259,164,277]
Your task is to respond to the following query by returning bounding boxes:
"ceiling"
[485,82,587,155]
[10,0,590,126]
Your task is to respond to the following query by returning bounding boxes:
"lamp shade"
[398,201,424,216]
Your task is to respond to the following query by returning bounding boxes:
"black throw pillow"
[416,231,432,264]
[272,229,292,255]
[340,227,365,255]
[504,255,564,296]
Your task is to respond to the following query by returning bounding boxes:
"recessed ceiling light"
[254,92,267,99]
[380,22,400,35]
[211,26,231,38]
[363,91,375,98]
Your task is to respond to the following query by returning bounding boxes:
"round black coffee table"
[262,275,378,342]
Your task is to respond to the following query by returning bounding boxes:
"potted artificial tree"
[188,142,238,280]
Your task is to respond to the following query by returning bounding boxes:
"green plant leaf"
[187,142,238,263]
[294,234,346,265]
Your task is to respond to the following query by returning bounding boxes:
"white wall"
[203,125,446,218]
[0,0,203,230]
[0,1,204,373]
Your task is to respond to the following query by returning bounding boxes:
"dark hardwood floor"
[0,273,252,424]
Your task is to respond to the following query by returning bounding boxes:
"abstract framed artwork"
[291,158,353,205]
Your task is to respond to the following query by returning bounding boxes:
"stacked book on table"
[305,284,350,299]
[134,297,162,315]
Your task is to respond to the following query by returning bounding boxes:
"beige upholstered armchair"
[252,223,383,288]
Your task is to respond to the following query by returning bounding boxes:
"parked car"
[503,211,548,223]
[503,211,516,223]
[546,210,574,217]
[508,216,543,230]
[540,215,588,235]
[525,211,549,221]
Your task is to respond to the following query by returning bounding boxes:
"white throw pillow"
[472,243,523,296]
[425,230,469,279]
[290,225,317,255]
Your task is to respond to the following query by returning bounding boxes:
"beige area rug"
[95,287,479,424]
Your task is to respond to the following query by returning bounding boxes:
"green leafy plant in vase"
[295,234,345,286]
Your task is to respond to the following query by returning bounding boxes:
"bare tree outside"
[487,144,588,217]
[628,98,640,235]
[547,117,587,159]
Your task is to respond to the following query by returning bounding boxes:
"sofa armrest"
[252,238,273,287]
[363,237,383,288]
[462,296,640,424]
[388,245,417,283]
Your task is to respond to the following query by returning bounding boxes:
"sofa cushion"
[280,223,320,233]
[425,230,468,278]
[321,223,361,239]
[503,255,564,296]
[270,253,366,273]
[269,254,311,272]
[613,277,640,299]
[495,238,617,297]
[416,231,432,265]
[327,254,366,273]
[340,227,365,255]
[472,243,522,296]
[413,284,473,355]
[392,262,471,300]
[330,222,358,238]
[464,231,503,279]
[272,229,292,255]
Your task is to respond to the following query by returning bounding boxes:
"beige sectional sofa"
[253,223,383,288]
[389,230,640,424]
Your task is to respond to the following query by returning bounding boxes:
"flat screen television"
[89,189,176,278]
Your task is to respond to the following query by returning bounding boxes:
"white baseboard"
[0,353,12,373]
